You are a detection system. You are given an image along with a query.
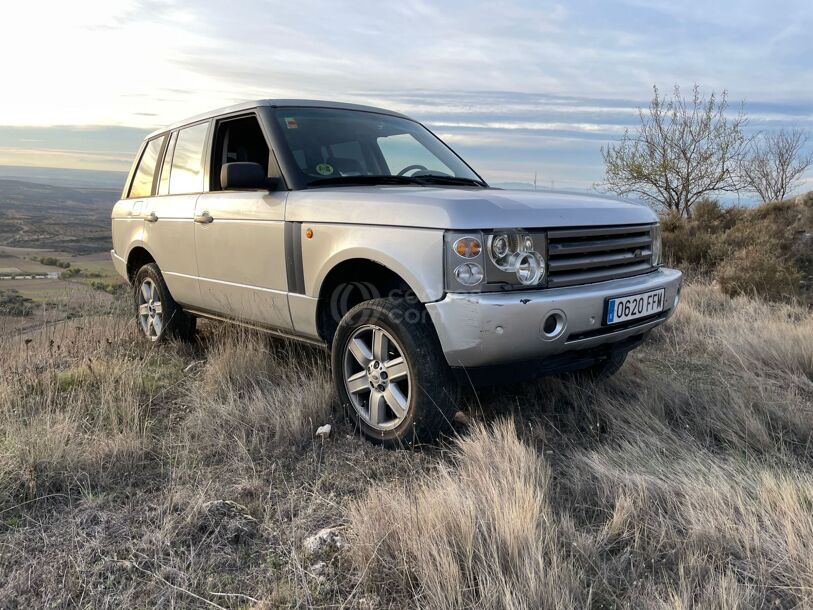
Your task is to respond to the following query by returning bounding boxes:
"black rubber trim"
[570,310,669,341]
[284,221,305,294]
[452,333,646,387]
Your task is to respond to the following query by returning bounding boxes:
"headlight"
[445,230,546,291]
[513,252,544,285]
[487,231,546,285]
[651,225,662,267]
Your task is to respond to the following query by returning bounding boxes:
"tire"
[331,298,458,447]
[133,263,196,343]
[577,350,627,382]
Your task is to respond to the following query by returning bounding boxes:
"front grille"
[546,224,655,288]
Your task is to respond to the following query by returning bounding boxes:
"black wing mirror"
[221,162,280,190]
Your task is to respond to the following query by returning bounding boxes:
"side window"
[128,136,165,198]
[169,122,209,194]
[211,115,271,190]
[157,131,178,196]
[378,133,453,175]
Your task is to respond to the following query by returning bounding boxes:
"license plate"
[606,289,665,325]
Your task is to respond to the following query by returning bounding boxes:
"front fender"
[302,224,445,303]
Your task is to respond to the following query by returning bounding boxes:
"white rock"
[303,527,344,557]
[315,424,332,439]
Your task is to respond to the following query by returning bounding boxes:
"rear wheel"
[133,263,196,343]
[332,298,458,447]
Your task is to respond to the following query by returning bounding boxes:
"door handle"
[145,211,158,223]
[194,211,213,224]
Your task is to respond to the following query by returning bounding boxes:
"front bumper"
[425,267,683,367]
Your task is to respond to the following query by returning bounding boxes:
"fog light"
[540,310,566,340]
[454,262,484,286]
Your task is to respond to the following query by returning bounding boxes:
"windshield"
[271,107,485,187]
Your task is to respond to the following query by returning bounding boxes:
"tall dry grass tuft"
[181,325,334,465]
[348,420,587,609]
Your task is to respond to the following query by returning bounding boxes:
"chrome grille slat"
[548,234,652,255]
[548,248,652,272]
[546,224,655,287]
[548,225,652,238]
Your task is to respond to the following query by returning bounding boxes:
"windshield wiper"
[409,174,487,187]
[306,175,420,187]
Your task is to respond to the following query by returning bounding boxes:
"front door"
[193,113,292,330]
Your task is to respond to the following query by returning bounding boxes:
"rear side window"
[169,122,209,194]
[128,136,165,198]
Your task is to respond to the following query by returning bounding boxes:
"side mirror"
[221,162,279,190]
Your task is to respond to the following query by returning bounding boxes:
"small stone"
[303,527,344,558]
[315,424,332,439]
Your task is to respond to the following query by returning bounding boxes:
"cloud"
[1,0,812,190]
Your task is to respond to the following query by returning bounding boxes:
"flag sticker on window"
[284,117,298,129]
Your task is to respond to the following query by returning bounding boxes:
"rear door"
[142,121,210,307]
[193,112,292,330]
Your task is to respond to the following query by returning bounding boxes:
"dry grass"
[1,281,812,608]
[348,284,813,609]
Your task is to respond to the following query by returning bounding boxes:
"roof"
[145,99,409,139]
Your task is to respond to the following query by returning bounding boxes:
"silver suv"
[112,99,682,445]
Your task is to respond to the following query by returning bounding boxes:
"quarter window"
[128,136,165,198]
[157,131,177,196]
[169,122,209,194]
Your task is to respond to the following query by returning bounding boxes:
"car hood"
[286,186,656,229]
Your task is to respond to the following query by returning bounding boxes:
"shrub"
[716,245,801,300]
[0,290,34,317]
[661,193,812,303]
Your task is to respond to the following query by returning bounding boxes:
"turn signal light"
[453,236,482,258]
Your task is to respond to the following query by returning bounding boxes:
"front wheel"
[332,298,458,447]
[133,263,196,343]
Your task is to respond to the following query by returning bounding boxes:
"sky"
[2,0,813,192]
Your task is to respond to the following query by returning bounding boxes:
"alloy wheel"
[343,324,411,431]
[137,278,163,340]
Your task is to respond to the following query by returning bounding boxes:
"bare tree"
[741,128,812,203]
[602,85,749,217]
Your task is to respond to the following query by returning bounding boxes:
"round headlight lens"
[521,234,534,252]
[454,236,482,258]
[513,252,544,285]
[454,262,484,286]
[491,234,510,259]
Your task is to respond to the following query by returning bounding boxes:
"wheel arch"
[125,245,157,283]
[315,257,422,345]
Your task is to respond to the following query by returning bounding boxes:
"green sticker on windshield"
[316,163,334,176]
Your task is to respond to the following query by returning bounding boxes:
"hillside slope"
[0,281,811,608]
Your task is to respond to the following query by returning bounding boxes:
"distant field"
[0,178,117,254]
